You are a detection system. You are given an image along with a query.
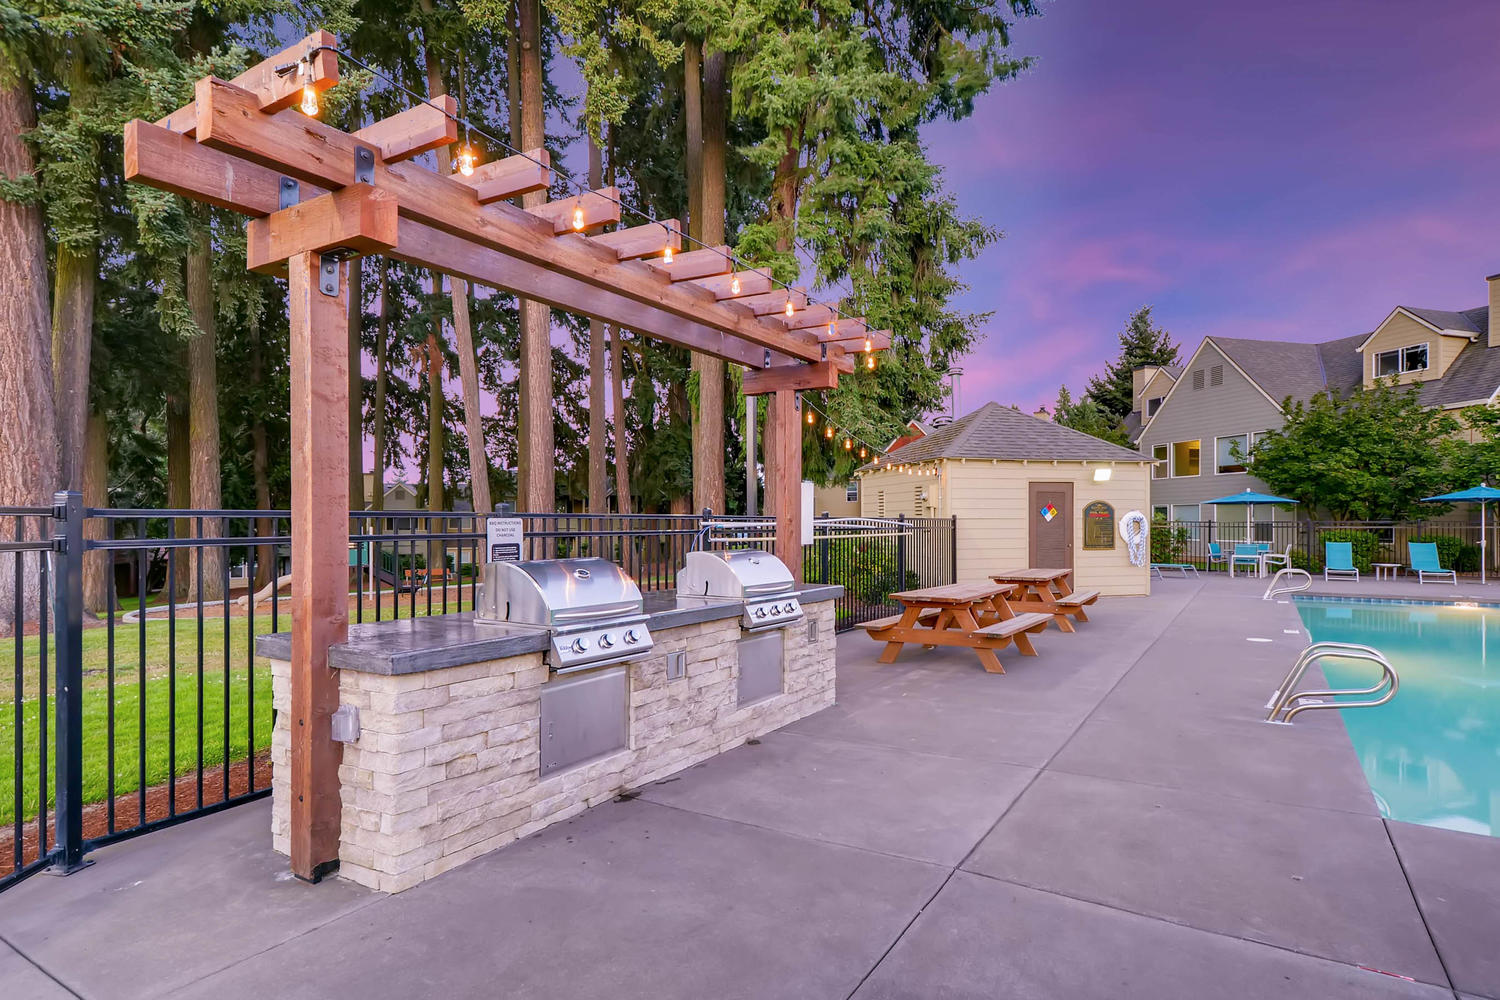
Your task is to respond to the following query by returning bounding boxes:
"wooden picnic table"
[861,582,1053,674]
[988,568,1100,633]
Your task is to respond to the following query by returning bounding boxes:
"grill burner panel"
[477,558,654,672]
[677,550,803,631]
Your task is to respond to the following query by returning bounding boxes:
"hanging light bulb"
[859,446,867,459]
[824,425,834,440]
[827,321,836,338]
[843,437,852,450]
[785,298,794,317]
[865,353,876,371]
[662,243,673,264]
[863,335,873,353]
[730,273,741,295]
[572,201,585,230]
[300,83,319,117]
[874,456,880,466]
[456,146,476,177]
[806,410,816,426]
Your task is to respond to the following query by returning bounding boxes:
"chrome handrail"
[1262,567,1312,600]
[1264,641,1399,724]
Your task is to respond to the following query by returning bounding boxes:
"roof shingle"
[867,401,1147,466]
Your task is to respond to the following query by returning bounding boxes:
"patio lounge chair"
[1207,542,1229,572]
[1229,543,1261,578]
[1408,542,1457,584]
[1324,541,1358,582]
[1261,544,1291,574]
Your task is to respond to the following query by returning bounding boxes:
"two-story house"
[1137,271,1499,526]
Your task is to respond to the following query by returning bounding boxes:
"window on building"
[1209,364,1224,387]
[1172,440,1201,477]
[1192,369,1205,391]
[1146,396,1163,416]
[1216,434,1249,474]
[1173,504,1202,539]
[1152,444,1168,479]
[1375,345,1428,378]
[1152,505,1170,521]
[845,480,859,502]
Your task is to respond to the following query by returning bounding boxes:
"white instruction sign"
[485,516,523,563]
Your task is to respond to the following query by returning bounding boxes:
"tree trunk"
[425,330,444,512]
[348,256,363,515]
[0,76,57,629]
[249,312,272,590]
[610,329,632,515]
[692,49,728,516]
[683,38,703,251]
[81,410,110,613]
[166,387,191,599]
[371,258,388,514]
[515,0,553,514]
[52,245,95,491]
[587,130,608,514]
[185,222,224,601]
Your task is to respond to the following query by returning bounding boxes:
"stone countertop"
[254,585,842,675]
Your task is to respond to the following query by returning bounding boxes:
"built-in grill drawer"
[737,631,785,706]
[539,666,628,776]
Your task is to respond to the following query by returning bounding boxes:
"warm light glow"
[300,84,319,117]
[865,353,876,371]
[1093,467,1113,482]
[844,438,852,450]
[663,244,673,264]
[456,147,476,177]
[572,202,585,230]
[874,456,880,466]
[824,425,834,440]
[807,410,816,425]
[864,336,872,352]
[785,299,794,317]
[730,273,741,295]
[859,447,867,459]
[827,321,836,338]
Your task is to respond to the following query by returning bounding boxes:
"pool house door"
[1028,481,1074,570]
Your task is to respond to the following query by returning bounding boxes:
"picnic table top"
[889,582,1013,605]
[990,568,1072,583]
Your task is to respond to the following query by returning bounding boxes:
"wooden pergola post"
[765,388,804,583]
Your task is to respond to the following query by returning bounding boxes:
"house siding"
[1139,340,1285,513]
[1360,312,1468,388]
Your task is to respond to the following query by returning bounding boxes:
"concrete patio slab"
[1387,819,1500,999]
[640,730,1035,864]
[0,803,377,1000]
[0,939,73,1000]
[169,798,946,1000]
[963,770,1447,987]
[851,872,1448,1000]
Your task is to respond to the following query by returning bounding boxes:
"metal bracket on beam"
[318,254,340,296]
[354,145,375,185]
[820,343,827,361]
[763,348,772,369]
[279,176,299,210]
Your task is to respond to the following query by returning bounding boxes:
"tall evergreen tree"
[1085,305,1180,423]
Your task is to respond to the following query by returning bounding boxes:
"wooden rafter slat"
[812,317,869,340]
[458,148,551,203]
[737,288,808,316]
[528,187,620,234]
[690,268,774,300]
[826,329,891,352]
[589,220,680,260]
[352,97,457,162]
[157,32,338,136]
[122,119,796,371]
[652,245,732,281]
[782,304,837,331]
[188,78,837,363]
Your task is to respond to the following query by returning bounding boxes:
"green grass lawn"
[0,591,474,827]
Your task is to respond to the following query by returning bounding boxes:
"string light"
[730,273,741,295]
[859,447,867,459]
[785,299,794,317]
[456,146,476,176]
[572,202,585,230]
[824,425,834,440]
[865,353,876,371]
[806,410,816,425]
[863,335,872,353]
[844,437,852,450]
[827,321,836,338]
[300,83,319,116]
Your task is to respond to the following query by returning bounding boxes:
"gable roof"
[867,401,1146,466]
[1405,306,1487,336]
[1207,336,1342,406]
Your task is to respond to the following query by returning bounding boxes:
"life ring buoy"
[1120,510,1149,567]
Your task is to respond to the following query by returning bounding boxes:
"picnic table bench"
[860,582,1051,674]
[988,568,1100,632]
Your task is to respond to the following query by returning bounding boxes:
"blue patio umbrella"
[1421,484,1500,584]
[1202,488,1299,536]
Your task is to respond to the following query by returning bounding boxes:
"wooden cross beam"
[742,360,839,396]
[737,288,808,316]
[782,304,837,331]
[690,268,775,300]
[653,245,732,281]
[813,318,868,340]
[157,31,339,136]
[588,220,680,261]
[457,149,551,203]
[353,96,458,162]
[529,187,620,234]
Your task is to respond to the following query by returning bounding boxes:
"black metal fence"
[2,499,953,890]
[1155,518,1495,575]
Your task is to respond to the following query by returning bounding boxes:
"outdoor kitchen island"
[255,575,842,893]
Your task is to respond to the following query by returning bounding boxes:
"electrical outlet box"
[330,704,360,743]
[666,650,687,680]
[808,618,820,642]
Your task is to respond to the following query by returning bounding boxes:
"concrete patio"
[3,574,1499,999]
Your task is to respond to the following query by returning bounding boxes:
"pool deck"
[4,575,1500,999]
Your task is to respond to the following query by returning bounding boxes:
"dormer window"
[1374,345,1428,378]
[1146,396,1163,416]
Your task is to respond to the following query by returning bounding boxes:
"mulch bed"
[2,750,272,871]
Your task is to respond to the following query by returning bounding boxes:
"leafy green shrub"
[1410,534,1481,573]
[804,540,920,603]
[1317,528,1380,573]
[1150,516,1188,564]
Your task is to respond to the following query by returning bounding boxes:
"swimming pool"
[1296,596,1500,836]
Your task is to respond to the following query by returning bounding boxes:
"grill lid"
[677,549,795,599]
[484,557,645,629]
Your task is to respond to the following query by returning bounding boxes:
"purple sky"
[924,0,1500,416]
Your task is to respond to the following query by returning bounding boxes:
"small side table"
[1373,563,1401,581]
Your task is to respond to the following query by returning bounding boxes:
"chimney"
[1033,406,1052,421]
[1490,273,1500,348]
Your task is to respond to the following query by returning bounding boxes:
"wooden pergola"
[124,32,886,881]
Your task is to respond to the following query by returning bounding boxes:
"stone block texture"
[270,601,836,892]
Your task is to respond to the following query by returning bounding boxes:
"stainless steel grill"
[476,558,654,672]
[677,549,803,630]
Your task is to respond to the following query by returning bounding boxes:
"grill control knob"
[598,633,615,649]
[784,601,796,614]
[623,629,641,645]
[754,607,767,619]
[569,636,591,654]
[769,605,781,617]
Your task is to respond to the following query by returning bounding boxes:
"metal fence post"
[818,512,830,584]
[896,513,907,589]
[49,490,90,875]
[950,515,958,584]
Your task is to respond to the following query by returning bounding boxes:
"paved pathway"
[2,576,1497,999]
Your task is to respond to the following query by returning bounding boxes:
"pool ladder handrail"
[1262,567,1312,601]
[1264,641,1399,724]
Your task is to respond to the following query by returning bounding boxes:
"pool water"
[1296,598,1500,836]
